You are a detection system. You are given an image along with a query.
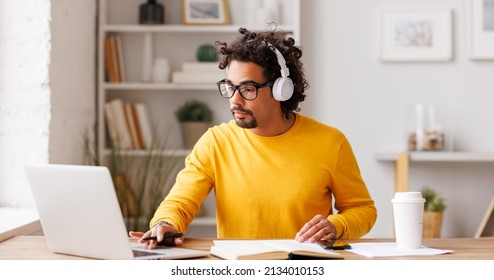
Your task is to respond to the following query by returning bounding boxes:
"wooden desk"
[1,236,493,260]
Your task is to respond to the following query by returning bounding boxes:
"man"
[130,28,377,249]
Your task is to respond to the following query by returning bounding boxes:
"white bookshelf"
[376,151,494,193]
[376,151,494,162]
[103,82,217,91]
[103,24,298,34]
[98,0,301,237]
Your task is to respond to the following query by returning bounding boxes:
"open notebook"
[25,164,209,260]
[210,240,342,260]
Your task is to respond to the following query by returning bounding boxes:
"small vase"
[152,58,170,83]
[142,32,153,82]
[196,44,218,62]
[139,0,165,24]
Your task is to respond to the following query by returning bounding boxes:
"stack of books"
[171,62,224,84]
[104,99,153,149]
[104,34,126,83]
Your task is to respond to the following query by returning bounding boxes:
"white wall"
[0,0,96,208]
[0,0,52,207]
[49,0,96,164]
[301,0,494,237]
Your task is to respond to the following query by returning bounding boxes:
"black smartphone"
[317,240,351,250]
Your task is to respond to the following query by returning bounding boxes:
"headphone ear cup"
[272,77,294,101]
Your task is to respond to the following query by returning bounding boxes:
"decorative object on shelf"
[380,9,452,62]
[172,61,224,83]
[408,104,446,151]
[182,0,230,25]
[82,128,181,232]
[175,100,213,149]
[142,32,153,82]
[139,0,165,24]
[152,57,171,83]
[421,186,447,238]
[196,44,218,62]
[467,0,494,60]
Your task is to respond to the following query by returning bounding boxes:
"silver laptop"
[25,164,209,260]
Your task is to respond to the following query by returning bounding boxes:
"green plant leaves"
[421,186,447,212]
[175,100,213,122]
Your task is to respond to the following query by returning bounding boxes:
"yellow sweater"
[151,114,377,239]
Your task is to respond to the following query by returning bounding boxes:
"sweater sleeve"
[327,136,377,239]
[149,130,214,233]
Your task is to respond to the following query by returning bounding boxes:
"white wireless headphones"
[267,43,294,101]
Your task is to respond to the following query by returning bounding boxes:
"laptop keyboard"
[132,249,162,257]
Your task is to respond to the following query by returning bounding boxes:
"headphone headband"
[267,43,290,78]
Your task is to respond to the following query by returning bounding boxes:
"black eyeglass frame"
[217,79,275,100]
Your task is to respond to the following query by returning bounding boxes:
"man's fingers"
[296,214,335,243]
[129,231,144,238]
[298,214,325,234]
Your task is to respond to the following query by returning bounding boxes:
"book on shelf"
[128,103,145,149]
[104,36,116,82]
[182,62,221,72]
[104,99,133,149]
[124,104,141,149]
[104,34,125,83]
[109,35,120,82]
[134,103,153,149]
[210,240,342,260]
[104,100,154,150]
[104,102,119,146]
[115,35,126,82]
[171,61,225,84]
[171,71,224,84]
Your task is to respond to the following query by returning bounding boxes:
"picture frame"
[380,10,453,62]
[467,0,494,59]
[182,0,230,25]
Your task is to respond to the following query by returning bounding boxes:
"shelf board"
[102,24,296,34]
[103,82,217,91]
[376,152,494,162]
[102,149,191,157]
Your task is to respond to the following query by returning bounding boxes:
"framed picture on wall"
[467,0,494,59]
[182,0,230,25]
[380,10,453,62]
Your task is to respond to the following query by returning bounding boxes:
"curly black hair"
[215,27,309,119]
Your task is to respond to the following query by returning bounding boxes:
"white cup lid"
[391,192,425,203]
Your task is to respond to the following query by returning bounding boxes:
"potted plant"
[175,99,213,149]
[82,128,181,232]
[421,186,447,238]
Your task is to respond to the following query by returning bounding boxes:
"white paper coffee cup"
[391,192,425,249]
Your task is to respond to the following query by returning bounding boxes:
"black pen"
[142,232,183,241]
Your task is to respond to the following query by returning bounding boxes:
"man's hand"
[129,221,183,249]
[295,214,336,243]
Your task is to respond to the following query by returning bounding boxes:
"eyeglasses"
[217,79,275,100]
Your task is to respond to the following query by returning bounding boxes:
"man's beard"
[231,106,257,128]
